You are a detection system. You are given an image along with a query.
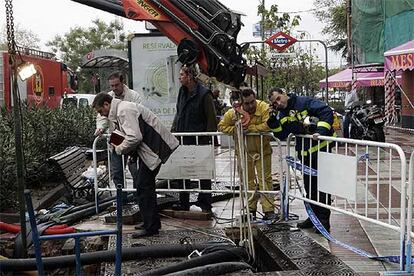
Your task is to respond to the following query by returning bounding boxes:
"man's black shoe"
[171,204,190,211]
[297,218,314,229]
[134,222,144,230]
[131,229,159,238]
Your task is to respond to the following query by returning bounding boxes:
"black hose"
[0,243,221,271]
[166,261,252,276]
[141,247,248,276]
[57,199,115,224]
[68,194,116,213]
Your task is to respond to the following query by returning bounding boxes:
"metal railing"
[285,134,411,272]
[406,150,413,272]
[92,132,283,198]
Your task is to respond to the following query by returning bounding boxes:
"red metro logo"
[265,31,297,52]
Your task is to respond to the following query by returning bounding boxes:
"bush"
[329,100,345,115]
[0,104,97,212]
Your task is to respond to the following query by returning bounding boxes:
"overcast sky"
[0,0,344,68]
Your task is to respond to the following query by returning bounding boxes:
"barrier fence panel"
[407,151,413,272]
[92,132,283,206]
[92,131,283,262]
[284,134,411,272]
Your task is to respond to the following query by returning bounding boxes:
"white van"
[60,93,96,108]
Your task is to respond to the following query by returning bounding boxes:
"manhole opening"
[225,227,298,272]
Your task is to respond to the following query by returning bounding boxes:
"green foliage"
[0,23,40,50]
[328,100,345,114]
[245,3,325,96]
[46,19,127,92]
[313,0,348,59]
[0,104,97,212]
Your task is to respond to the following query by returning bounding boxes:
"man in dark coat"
[171,64,217,212]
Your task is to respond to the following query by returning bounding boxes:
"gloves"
[267,113,280,129]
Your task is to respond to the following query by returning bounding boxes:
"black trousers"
[178,180,212,210]
[299,145,331,222]
[129,159,161,232]
[178,136,212,210]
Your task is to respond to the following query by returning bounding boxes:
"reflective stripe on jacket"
[267,94,335,154]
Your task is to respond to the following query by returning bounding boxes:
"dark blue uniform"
[268,94,335,226]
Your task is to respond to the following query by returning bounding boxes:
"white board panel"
[158,145,214,179]
[318,151,357,201]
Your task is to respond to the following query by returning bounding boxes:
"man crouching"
[92,92,179,238]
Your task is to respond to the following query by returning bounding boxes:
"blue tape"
[305,202,414,265]
[285,156,317,176]
[286,156,414,265]
[358,153,369,162]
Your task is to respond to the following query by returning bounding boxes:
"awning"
[81,49,128,69]
[319,68,386,89]
[384,40,414,71]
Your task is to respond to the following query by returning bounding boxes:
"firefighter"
[267,88,335,233]
[219,88,276,220]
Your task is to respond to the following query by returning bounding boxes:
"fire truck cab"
[0,47,76,109]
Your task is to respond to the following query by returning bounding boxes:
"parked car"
[60,93,96,108]
[330,91,344,101]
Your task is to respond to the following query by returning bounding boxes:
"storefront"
[384,40,414,128]
[319,68,386,89]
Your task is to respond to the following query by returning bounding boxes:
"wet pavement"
[75,127,414,275]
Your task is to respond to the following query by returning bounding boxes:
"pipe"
[0,244,233,271]
[167,261,252,276]
[141,247,248,276]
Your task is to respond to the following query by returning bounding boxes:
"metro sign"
[265,31,297,52]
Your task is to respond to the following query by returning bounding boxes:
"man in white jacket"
[343,82,359,138]
[93,92,179,237]
[95,72,144,204]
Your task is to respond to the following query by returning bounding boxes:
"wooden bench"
[48,146,109,201]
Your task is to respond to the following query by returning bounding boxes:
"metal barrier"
[284,134,411,272]
[92,132,283,199]
[406,150,413,272]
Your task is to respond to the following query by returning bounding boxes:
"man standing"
[267,88,335,233]
[93,92,179,237]
[219,88,276,220]
[343,83,359,138]
[95,72,144,203]
[171,64,217,212]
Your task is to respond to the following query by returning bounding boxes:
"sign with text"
[158,145,214,179]
[267,52,296,59]
[129,34,181,128]
[265,31,297,52]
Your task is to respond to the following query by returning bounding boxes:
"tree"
[313,0,348,60]
[0,23,40,50]
[244,3,324,97]
[46,19,127,92]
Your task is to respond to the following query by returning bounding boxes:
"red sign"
[265,31,297,52]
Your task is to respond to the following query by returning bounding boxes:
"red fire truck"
[0,47,76,109]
